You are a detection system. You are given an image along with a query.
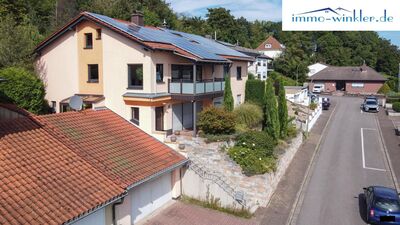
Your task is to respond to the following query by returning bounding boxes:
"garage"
[131,172,172,223]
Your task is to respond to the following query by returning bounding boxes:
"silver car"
[361,99,379,112]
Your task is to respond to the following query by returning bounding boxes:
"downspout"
[112,197,125,225]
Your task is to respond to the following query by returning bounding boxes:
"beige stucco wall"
[102,28,152,121]
[230,61,248,107]
[77,21,104,95]
[152,51,192,93]
[36,30,79,113]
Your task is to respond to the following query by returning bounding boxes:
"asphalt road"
[293,96,395,225]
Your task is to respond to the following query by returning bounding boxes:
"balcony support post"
[212,64,215,92]
[193,64,197,95]
[193,100,197,137]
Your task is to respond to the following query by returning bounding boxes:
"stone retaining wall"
[179,133,303,213]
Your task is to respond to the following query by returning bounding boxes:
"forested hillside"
[0,0,399,112]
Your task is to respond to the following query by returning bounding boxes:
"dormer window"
[265,44,272,48]
[84,33,93,49]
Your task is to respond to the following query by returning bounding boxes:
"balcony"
[168,78,225,99]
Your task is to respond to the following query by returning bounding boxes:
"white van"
[313,84,324,93]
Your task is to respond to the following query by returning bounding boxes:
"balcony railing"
[168,78,225,95]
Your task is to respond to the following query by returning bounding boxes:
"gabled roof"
[256,36,285,51]
[0,106,186,225]
[35,12,253,63]
[216,40,270,60]
[37,109,186,188]
[0,116,124,225]
[309,65,386,81]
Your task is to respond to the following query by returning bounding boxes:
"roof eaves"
[63,191,127,225]
[126,158,189,190]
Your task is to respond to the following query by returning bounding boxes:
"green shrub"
[269,71,297,86]
[248,72,255,80]
[277,79,288,138]
[223,75,234,111]
[228,146,276,175]
[198,106,236,135]
[309,102,318,110]
[0,67,48,114]
[233,103,263,130]
[264,78,280,140]
[245,79,265,106]
[287,123,298,138]
[387,98,400,104]
[235,131,276,157]
[378,83,392,95]
[393,102,400,112]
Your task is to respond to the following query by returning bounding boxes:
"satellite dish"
[69,95,83,111]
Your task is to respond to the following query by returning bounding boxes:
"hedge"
[245,79,265,106]
[393,102,400,112]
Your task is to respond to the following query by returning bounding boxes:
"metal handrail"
[188,160,247,206]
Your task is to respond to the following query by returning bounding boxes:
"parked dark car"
[322,98,330,110]
[364,186,400,224]
[361,99,380,112]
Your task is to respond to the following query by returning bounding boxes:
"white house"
[256,36,285,59]
[285,86,309,106]
[308,62,328,77]
[217,41,273,80]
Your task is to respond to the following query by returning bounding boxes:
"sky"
[166,0,400,47]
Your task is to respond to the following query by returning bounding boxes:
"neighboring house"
[256,36,285,59]
[217,41,272,80]
[0,104,187,225]
[309,64,386,94]
[307,62,328,77]
[34,11,252,140]
[285,86,309,106]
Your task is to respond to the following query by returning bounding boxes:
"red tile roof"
[0,117,124,225]
[37,109,186,188]
[0,107,186,225]
[256,36,284,51]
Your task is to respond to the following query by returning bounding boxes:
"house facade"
[217,41,272,80]
[35,12,252,140]
[309,65,386,94]
[256,36,285,59]
[0,104,187,225]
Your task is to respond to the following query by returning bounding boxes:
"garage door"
[131,172,172,224]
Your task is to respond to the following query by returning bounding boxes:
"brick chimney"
[131,11,144,26]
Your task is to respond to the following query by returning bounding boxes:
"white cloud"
[166,0,282,21]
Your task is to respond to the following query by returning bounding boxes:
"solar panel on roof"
[87,12,248,61]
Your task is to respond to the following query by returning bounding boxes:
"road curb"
[286,103,338,225]
[375,115,400,191]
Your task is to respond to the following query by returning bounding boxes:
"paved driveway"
[141,201,257,225]
[293,97,395,225]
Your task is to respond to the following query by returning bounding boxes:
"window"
[352,83,364,88]
[131,107,139,125]
[84,33,93,49]
[155,106,164,131]
[156,64,164,83]
[265,43,272,48]
[236,66,242,80]
[88,64,99,82]
[236,94,242,105]
[128,64,143,89]
[257,61,261,66]
[51,101,56,113]
[196,65,203,81]
[171,65,194,82]
[96,29,101,40]
[223,65,230,76]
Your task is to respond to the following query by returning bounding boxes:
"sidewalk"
[377,111,400,189]
[254,102,336,225]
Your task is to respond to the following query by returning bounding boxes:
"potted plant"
[170,135,177,142]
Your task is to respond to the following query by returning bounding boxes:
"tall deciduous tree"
[264,78,280,140]
[223,73,234,112]
[277,79,288,138]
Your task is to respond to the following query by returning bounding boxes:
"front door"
[155,106,164,131]
[336,81,345,91]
